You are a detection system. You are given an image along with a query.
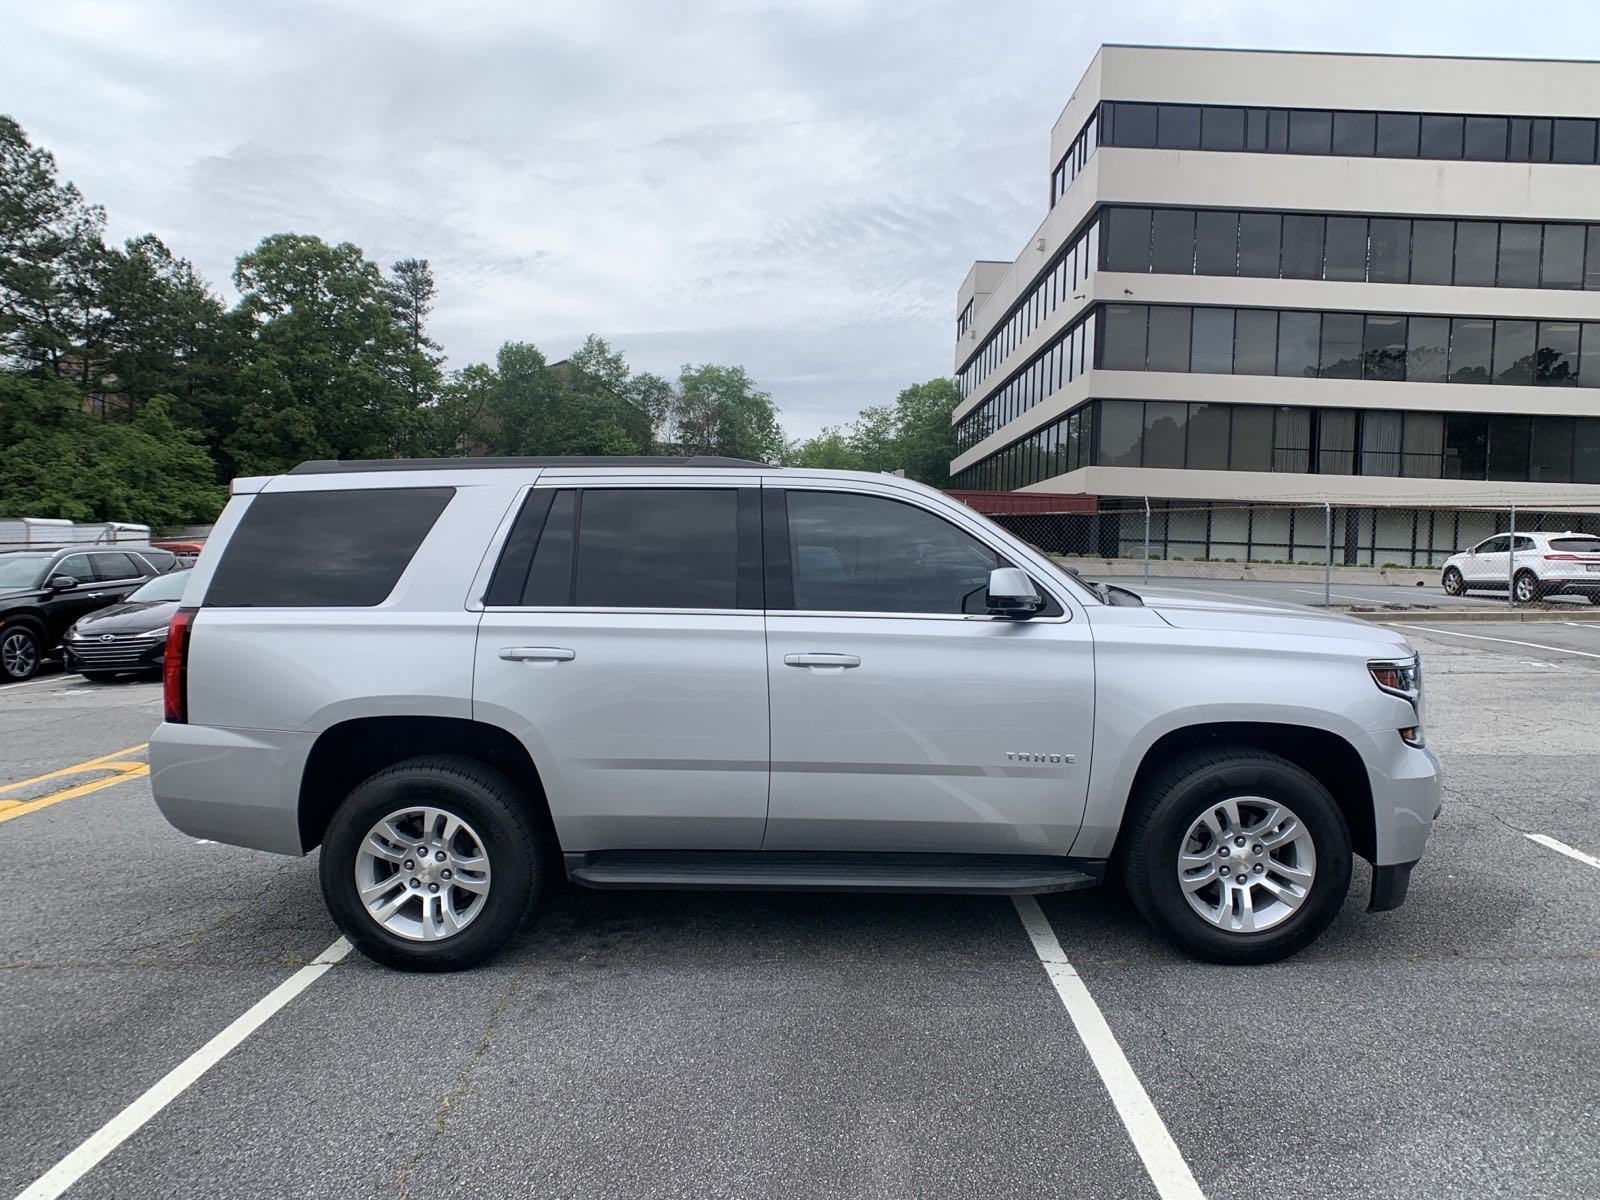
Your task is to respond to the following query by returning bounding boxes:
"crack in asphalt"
[394,964,533,1199]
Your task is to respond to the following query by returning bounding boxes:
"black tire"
[1512,570,1542,605]
[1589,593,1600,606]
[319,755,542,971]
[1122,748,1352,965]
[1,624,43,682]
[1441,567,1465,597]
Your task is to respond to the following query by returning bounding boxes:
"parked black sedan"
[64,568,190,680]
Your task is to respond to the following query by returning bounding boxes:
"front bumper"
[1357,729,1443,911]
[65,636,164,675]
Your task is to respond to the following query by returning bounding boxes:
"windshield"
[0,554,53,589]
[128,570,191,602]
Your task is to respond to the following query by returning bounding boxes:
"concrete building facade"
[950,46,1600,564]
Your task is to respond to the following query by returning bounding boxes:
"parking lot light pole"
[1324,501,1332,608]
[1143,497,1151,586]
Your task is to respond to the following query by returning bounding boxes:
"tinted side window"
[573,489,743,609]
[56,554,93,583]
[784,492,1001,615]
[206,488,454,607]
[90,552,143,581]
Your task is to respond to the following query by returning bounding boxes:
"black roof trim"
[288,456,772,475]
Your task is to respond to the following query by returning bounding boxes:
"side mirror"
[986,567,1042,618]
[47,574,79,592]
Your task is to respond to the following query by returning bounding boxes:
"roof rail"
[287,455,773,475]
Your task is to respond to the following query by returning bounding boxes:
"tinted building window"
[1449,318,1494,383]
[1363,315,1407,381]
[1187,403,1231,470]
[1158,105,1201,148]
[1581,323,1600,388]
[1194,210,1239,274]
[1407,317,1451,383]
[1201,107,1245,150]
[1453,222,1498,286]
[573,489,741,609]
[1230,406,1273,472]
[1332,111,1376,155]
[1552,118,1597,164]
[1587,227,1600,290]
[1376,112,1420,157]
[1497,223,1541,288]
[1464,116,1508,160]
[1097,400,1143,467]
[1493,320,1536,385]
[1273,408,1311,473]
[1537,321,1580,385]
[1368,219,1410,284]
[1508,117,1532,160]
[1445,414,1489,479]
[1234,309,1278,375]
[1318,409,1357,474]
[1529,417,1574,482]
[1280,214,1324,279]
[1114,103,1158,147]
[1105,207,1152,272]
[1410,220,1455,285]
[207,487,454,607]
[1419,115,1464,159]
[784,492,1000,615]
[1190,308,1236,374]
[1360,410,1403,477]
[1245,109,1270,151]
[1324,217,1368,282]
[1237,213,1281,277]
[1142,402,1188,468]
[1319,313,1364,379]
[1150,209,1196,273]
[1403,412,1445,478]
[1288,109,1332,154]
[1101,304,1148,370]
[1578,419,1600,482]
[1276,311,1321,378]
[1542,223,1585,288]
[1146,306,1192,372]
[1487,416,1532,481]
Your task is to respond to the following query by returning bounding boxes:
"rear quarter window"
[205,487,455,607]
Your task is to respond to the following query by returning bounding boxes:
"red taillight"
[163,609,195,723]
[1544,553,1581,561]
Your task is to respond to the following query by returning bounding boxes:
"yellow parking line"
[0,743,149,797]
[0,763,150,824]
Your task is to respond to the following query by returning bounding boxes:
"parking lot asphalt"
[2,626,1597,1200]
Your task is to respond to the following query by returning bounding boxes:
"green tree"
[385,257,444,415]
[0,116,108,377]
[226,234,415,473]
[889,377,960,484]
[669,363,783,462]
[786,426,864,470]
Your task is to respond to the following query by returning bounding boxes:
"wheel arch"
[298,715,556,854]
[1110,722,1375,866]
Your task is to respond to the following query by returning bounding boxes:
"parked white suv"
[1440,531,1600,604]
[149,458,1440,970]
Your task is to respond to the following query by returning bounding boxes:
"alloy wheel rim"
[354,806,492,941]
[1176,795,1316,934]
[1,631,36,678]
[1443,570,1461,595]
[1515,575,1535,602]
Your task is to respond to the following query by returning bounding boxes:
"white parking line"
[1012,896,1205,1200]
[13,937,351,1200]
[1393,625,1600,660]
[1562,621,1600,630]
[1526,834,1600,871]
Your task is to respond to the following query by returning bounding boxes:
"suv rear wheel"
[1512,570,1542,605]
[319,755,542,971]
[1123,748,1352,965]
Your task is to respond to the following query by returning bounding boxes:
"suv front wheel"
[319,756,542,971]
[1122,748,1352,964]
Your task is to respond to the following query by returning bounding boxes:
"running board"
[563,851,1104,895]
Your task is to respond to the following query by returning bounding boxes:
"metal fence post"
[1507,503,1516,609]
[1143,497,1151,586]
[1323,501,1332,608]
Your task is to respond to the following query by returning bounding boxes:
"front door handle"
[783,652,860,669]
[499,646,576,662]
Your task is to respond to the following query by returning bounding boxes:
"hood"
[0,585,44,603]
[1130,586,1414,652]
[71,599,180,635]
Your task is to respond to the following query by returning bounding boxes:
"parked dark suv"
[0,546,177,681]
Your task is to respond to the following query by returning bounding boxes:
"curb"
[1336,607,1594,624]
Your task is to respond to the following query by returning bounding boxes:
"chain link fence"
[975,495,1600,608]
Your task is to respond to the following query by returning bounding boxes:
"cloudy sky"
[8,0,1600,438]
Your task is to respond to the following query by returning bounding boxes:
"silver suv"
[149,458,1441,970]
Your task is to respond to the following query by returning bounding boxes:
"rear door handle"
[783,652,860,669]
[499,646,576,662]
